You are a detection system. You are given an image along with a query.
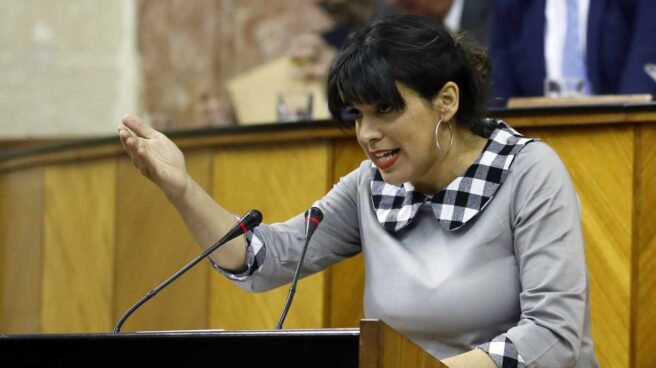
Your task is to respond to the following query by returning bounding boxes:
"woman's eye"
[377,104,393,114]
[349,108,363,120]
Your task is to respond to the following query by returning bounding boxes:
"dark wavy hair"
[326,15,491,135]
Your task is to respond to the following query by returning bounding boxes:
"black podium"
[0,320,446,368]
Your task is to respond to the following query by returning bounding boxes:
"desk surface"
[1,103,655,173]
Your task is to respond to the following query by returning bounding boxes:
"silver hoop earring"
[435,118,454,154]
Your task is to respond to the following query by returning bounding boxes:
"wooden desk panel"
[113,152,212,333]
[0,104,654,367]
[636,125,656,368]
[41,160,116,333]
[0,169,45,333]
[209,143,330,330]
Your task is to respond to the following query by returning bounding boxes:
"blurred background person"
[289,0,492,84]
[385,0,491,46]
[489,0,656,105]
[287,0,377,82]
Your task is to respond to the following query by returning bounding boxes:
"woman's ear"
[432,81,460,121]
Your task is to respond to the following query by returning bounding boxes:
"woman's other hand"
[118,115,188,202]
[118,114,248,271]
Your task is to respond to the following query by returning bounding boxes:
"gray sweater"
[220,141,598,368]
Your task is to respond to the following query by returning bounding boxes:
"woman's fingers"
[119,115,186,190]
[135,142,157,169]
[122,114,158,139]
[118,127,148,171]
[123,135,140,156]
[127,134,164,180]
[118,127,134,158]
[118,115,188,199]
[118,128,138,165]
[118,116,169,182]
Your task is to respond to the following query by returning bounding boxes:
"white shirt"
[444,0,465,34]
[545,0,591,79]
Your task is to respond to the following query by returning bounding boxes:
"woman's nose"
[357,117,383,143]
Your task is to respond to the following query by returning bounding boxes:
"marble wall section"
[0,0,139,138]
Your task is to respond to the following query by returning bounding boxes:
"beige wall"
[0,0,140,138]
[0,0,332,138]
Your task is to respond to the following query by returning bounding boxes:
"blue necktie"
[562,0,590,94]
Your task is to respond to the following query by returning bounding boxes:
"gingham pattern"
[209,229,266,281]
[371,121,535,232]
[478,334,526,368]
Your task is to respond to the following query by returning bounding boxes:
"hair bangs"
[327,44,404,127]
[327,15,491,133]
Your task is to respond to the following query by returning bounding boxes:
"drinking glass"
[276,90,313,122]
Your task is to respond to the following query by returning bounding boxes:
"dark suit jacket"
[460,0,492,47]
[489,0,656,104]
[371,0,492,46]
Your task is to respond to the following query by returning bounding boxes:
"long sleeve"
[504,143,589,367]
[216,165,363,292]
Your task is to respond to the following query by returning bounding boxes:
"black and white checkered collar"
[370,121,535,232]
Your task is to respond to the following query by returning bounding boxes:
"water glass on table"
[276,90,313,122]
[544,78,588,98]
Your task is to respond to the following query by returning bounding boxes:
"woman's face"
[351,83,446,189]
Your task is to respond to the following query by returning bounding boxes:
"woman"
[119,15,598,368]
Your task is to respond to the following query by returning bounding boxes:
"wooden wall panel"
[41,160,116,333]
[0,169,44,333]
[210,143,330,330]
[0,111,652,366]
[523,126,633,368]
[0,177,3,328]
[114,151,212,332]
[327,139,366,327]
[636,125,656,368]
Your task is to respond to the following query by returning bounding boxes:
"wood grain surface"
[360,319,447,368]
[41,160,116,333]
[209,143,330,330]
[0,169,45,332]
[2,108,655,175]
[113,152,213,332]
[635,125,656,368]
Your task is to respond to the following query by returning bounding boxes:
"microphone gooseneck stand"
[113,209,263,333]
[275,207,324,330]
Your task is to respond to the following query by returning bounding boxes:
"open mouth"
[373,149,401,169]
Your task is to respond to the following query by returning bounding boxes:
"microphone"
[275,207,324,329]
[304,206,323,240]
[113,209,263,333]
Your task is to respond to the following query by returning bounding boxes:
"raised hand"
[118,115,189,202]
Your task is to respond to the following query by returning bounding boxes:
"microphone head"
[305,206,324,222]
[304,207,323,238]
[240,209,263,231]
